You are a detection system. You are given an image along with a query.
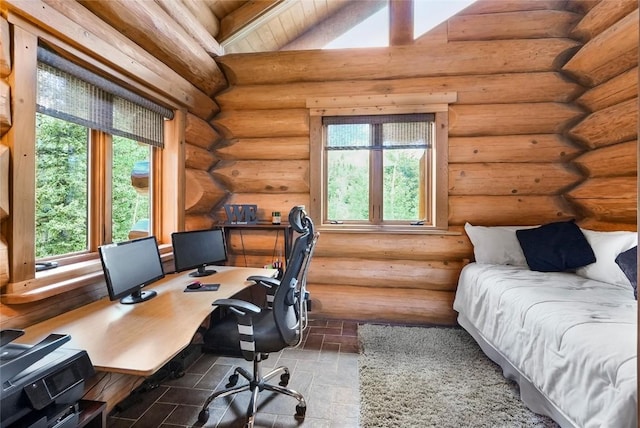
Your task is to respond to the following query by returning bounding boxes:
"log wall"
[209,0,613,325]
[564,1,638,231]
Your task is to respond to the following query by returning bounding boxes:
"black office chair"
[198,206,318,427]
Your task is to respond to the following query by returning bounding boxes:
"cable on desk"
[239,230,248,267]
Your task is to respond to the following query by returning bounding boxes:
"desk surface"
[18,266,276,376]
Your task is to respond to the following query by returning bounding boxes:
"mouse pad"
[183,284,220,292]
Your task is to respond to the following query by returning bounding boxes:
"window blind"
[36,47,173,148]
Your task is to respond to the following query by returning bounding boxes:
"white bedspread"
[453,263,637,428]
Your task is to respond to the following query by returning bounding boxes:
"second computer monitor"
[172,228,227,277]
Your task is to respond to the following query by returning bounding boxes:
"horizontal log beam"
[449,103,585,137]
[576,66,638,112]
[211,160,309,194]
[308,284,457,325]
[567,176,637,200]
[563,8,638,87]
[308,257,464,291]
[184,214,215,231]
[449,163,581,195]
[214,137,309,161]
[448,10,580,41]
[568,98,638,148]
[568,198,637,223]
[212,109,309,139]
[578,218,637,232]
[217,39,580,85]
[185,113,222,150]
[314,229,472,261]
[77,0,227,96]
[185,143,216,171]
[460,0,565,14]
[572,140,637,178]
[215,72,582,110]
[449,195,575,225]
[449,134,581,163]
[184,168,227,214]
[570,0,638,41]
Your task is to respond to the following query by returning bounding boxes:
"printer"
[0,329,95,428]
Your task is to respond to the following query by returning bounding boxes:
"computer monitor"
[98,236,165,304]
[172,228,227,277]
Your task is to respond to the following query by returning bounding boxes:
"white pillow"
[464,223,534,266]
[576,229,637,287]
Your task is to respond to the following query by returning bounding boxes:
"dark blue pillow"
[516,220,595,272]
[615,246,637,300]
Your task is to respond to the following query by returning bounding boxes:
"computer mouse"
[186,281,202,290]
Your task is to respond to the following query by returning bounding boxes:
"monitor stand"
[120,290,157,304]
[190,266,217,277]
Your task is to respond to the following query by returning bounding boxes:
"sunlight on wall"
[324,0,476,49]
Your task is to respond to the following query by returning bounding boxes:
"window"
[309,94,452,232]
[35,46,171,261]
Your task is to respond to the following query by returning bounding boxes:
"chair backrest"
[271,206,318,346]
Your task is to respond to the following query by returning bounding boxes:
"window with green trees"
[323,114,435,226]
[34,46,170,261]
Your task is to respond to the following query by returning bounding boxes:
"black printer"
[0,329,94,428]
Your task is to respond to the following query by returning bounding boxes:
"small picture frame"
[224,204,258,224]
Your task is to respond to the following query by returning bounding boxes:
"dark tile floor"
[107,320,360,427]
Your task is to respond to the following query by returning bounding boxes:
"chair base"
[198,355,306,428]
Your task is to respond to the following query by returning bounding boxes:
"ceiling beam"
[389,0,414,45]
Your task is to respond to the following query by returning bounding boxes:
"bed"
[454,222,638,428]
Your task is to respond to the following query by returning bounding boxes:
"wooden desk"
[17,266,276,377]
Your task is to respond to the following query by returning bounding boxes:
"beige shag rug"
[358,325,560,428]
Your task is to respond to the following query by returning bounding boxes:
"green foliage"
[35,114,88,258]
[35,114,150,258]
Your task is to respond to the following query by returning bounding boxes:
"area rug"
[358,324,559,428]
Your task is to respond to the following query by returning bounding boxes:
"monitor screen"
[172,228,227,277]
[99,236,165,304]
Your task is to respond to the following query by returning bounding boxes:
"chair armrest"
[247,275,280,290]
[213,298,261,316]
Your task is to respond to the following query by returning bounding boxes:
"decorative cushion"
[575,229,637,287]
[615,246,637,299]
[516,220,595,272]
[464,223,532,266]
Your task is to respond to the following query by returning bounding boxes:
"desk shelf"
[222,223,293,266]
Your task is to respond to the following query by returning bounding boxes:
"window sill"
[316,225,462,235]
[1,245,174,304]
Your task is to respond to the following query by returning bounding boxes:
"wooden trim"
[5,25,38,284]
[434,111,448,229]
[307,93,457,109]
[156,110,185,242]
[219,0,286,44]
[88,131,110,249]
[309,104,449,117]
[309,116,323,229]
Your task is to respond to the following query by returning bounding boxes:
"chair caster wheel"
[279,373,290,387]
[198,409,209,422]
[226,373,239,388]
[295,404,306,419]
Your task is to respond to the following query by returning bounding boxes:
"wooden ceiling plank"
[219,0,285,42]
[282,0,386,51]
[154,0,223,56]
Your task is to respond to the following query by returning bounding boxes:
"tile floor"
[107,319,360,427]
